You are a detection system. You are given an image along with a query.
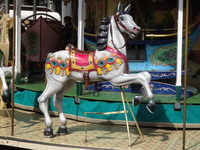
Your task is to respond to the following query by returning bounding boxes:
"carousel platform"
[0,108,200,150]
[11,77,200,129]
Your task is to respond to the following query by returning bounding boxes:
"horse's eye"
[119,16,124,21]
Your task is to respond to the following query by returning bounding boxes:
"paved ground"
[0,108,200,150]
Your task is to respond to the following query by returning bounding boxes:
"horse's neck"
[107,16,126,56]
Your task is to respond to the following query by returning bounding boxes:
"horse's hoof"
[132,96,141,106]
[146,100,156,114]
[44,128,53,138]
[57,127,67,135]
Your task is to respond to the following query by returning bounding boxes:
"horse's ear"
[123,4,131,14]
[117,1,122,12]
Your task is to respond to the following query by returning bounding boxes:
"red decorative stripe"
[106,46,129,73]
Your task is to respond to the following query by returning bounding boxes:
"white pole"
[47,0,50,8]
[33,0,36,20]
[5,0,10,14]
[46,0,53,10]
[61,1,72,25]
[77,0,84,50]
[76,0,85,96]
[15,0,21,84]
[176,0,183,102]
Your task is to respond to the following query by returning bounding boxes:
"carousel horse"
[38,2,155,138]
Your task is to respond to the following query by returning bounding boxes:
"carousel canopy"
[8,5,61,21]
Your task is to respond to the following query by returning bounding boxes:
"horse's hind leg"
[38,80,65,138]
[53,79,75,135]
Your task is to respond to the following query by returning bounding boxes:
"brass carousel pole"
[183,0,189,149]
[11,0,16,136]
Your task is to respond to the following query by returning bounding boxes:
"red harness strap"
[105,46,129,73]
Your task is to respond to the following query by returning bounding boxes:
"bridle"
[114,13,136,36]
[109,12,134,51]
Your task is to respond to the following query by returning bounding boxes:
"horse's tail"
[65,79,76,92]
[52,79,76,104]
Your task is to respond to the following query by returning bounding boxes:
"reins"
[109,13,130,51]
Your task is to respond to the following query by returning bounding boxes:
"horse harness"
[45,44,128,90]
[109,13,131,50]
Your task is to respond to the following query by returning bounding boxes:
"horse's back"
[48,49,70,58]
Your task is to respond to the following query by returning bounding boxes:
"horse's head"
[114,2,140,39]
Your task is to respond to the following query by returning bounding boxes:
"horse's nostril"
[133,27,139,31]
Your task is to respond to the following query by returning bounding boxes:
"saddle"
[65,44,97,90]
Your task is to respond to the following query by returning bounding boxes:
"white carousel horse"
[38,2,155,137]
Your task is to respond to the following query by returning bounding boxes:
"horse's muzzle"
[133,27,140,31]
[133,27,140,35]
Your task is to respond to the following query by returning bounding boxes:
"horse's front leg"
[53,79,75,135]
[138,72,155,113]
[109,71,155,113]
[38,81,65,138]
[38,89,53,137]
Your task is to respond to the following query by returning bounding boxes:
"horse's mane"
[96,16,111,51]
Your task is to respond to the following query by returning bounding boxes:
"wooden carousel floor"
[0,108,200,150]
